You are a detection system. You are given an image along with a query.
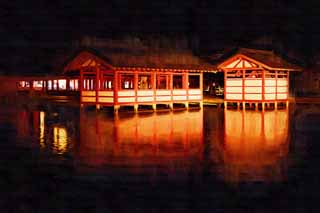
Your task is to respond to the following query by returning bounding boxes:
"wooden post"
[287,71,290,108]
[169,72,173,109]
[200,72,203,101]
[185,72,189,103]
[114,72,119,106]
[95,66,100,110]
[262,70,265,106]
[114,105,120,114]
[66,78,70,91]
[224,70,227,100]
[169,103,174,110]
[275,70,278,103]
[153,71,156,106]
[80,68,83,105]
[134,104,139,113]
[242,69,245,103]
[134,71,138,105]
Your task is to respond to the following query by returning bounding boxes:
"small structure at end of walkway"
[218,48,301,110]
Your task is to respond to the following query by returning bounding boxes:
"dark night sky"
[1,0,320,72]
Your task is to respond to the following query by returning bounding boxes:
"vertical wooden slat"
[114,71,119,105]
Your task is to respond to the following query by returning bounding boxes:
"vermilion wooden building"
[218,48,301,109]
[17,48,216,112]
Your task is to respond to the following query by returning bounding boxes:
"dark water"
[1,103,320,212]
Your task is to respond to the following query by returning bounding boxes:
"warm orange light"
[226,79,242,86]
[33,81,43,89]
[58,79,67,90]
[53,127,67,154]
[244,79,262,86]
[223,110,289,182]
[78,111,203,168]
[39,111,45,148]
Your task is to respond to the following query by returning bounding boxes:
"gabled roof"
[63,50,114,72]
[217,48,302,71]
[62,47,217,72]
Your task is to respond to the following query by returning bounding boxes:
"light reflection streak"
[39,111,45,148]
[222,109,289,182]
[53,126,68,154]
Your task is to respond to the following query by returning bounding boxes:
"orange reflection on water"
[78,111,204,170]
[53,126,68,154]
[39,111,45,148]
[223,109,289,183]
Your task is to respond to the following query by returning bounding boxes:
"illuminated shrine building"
[16,47,301,111]
[17,48,217,112]
[218,48,301,109]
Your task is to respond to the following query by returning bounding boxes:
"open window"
[69,79,79,91]
[58,79,67,90]
[156,75,168,89]
[138,74,152,89]
[83,78,95,91]
[173,75,183,89]
[120,74,134,89]
[102,75,113,90]
[188,75,200,89]
[17,81,30,89]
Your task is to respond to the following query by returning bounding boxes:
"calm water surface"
[1,104,320,212]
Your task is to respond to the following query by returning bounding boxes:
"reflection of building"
[15,108,76,155]
[53,126,68,155]
[221,110,289,182]
[78,111,204,172]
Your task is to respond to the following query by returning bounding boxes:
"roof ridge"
[239,47,274,55]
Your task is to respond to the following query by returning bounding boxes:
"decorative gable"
[63,51,113,73]
[222,56,259,69]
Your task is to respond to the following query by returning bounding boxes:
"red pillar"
[96,66,100,107]
[134,70,138,104]
[152,71,156,104]
[80,68,83,105]
[262,70,265,101]
[242,70,245,101]
[114,71,119,105]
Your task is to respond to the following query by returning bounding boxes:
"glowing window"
[53,80,58,90]
[58,79,66,90]
[18,81,30,88]
[120,74,134,89]
[69,79,79,91]
[33,81,43,89]
[138,75,152,89]
[102,75,113,90]
[47,80,52,90]
[83,79,95,91]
